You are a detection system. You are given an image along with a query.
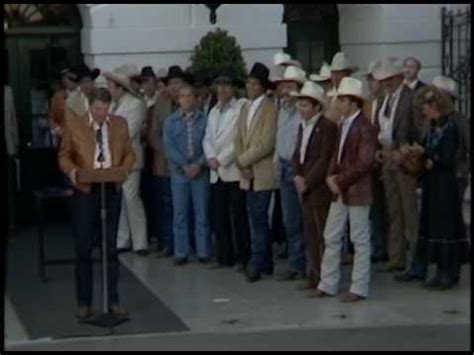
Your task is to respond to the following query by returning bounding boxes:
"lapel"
[239,101,250,143]
[107,117,118,163]
[245,97,267,147]
[79,115,97,167]
[214,101,233,141]
[303,116,323,165]
[392,86,408,133]
[339,113,361,164]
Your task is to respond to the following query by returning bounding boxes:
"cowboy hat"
[214,69,244,88]
[432,75,458,99]
[102,65,137,94]
[166,65,186,81]
[372,58,404,81]
[273,65,307,85]
[290,80,328,108]
[76,64,101,82]
[273,52,302,68]
[269,65,285,83]
[361,59,381,78]
[60,66,80,83]
[155,68,168,79]
[140,66,156,79]
[248,62,271,89]
[330,52,359,72]
[335,77,366,101]
[309,62,331,82]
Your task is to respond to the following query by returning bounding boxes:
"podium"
[76,168,129,328]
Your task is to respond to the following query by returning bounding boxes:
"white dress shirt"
[338,109,361,163]
[404,79,419,90]
[300,112,322,164]
[89,112,112,169]
[246,94,265,130]
[377,83,403,149]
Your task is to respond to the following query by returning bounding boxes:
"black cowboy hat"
[76,64,101,81]
[248,62,271,89]
[140,66,156,79]
[214,69,244,88]
[166,65,186,81]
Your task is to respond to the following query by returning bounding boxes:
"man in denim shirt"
[163,85,211,265]
[273,66,307,281]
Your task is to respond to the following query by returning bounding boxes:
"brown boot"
[76,306,95,320]
[109,305,129,317]
[340,292,366,303]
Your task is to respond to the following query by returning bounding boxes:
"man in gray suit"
[373,58,420,274]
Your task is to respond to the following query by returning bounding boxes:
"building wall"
[78,4,286,83]
[339,4,471,84]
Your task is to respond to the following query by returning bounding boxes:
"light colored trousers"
[117,170,148,251]
[318,197,371,298]
[381,164,419,270]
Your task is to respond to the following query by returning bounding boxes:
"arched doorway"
[283,4,340,74]
[4,4,83,224]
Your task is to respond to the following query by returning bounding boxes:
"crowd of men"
[15,50,469,318]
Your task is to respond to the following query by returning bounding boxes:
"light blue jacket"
[163,109,208,175]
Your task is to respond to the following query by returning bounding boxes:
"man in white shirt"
[203,72,250,271]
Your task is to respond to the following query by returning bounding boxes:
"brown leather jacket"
[328,112,377,206]
[293,115,338,208]
[58,113,135,193]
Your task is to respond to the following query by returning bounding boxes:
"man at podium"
[58,88,135,320]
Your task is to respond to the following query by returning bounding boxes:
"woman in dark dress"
[416,86,469,290]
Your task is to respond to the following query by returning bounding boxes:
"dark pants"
[370,170,388,258]
[151,175,174,251]
[211,179,250,266]
[140,168,154,242]
[71,184,122,308]
[271,190,286,245]
[247,189,273,273]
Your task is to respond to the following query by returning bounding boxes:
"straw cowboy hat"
[432,75,458,99]
[335,77,367,101]
[361,59,382,78]
[273,52,303,68]
[309,62,331,82]
[372,58,404,81]
[273,65,307,85]
[290,80,328,108]
[103,65,137,94]
[330,52,359,72]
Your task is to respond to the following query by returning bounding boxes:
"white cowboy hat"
[269,65,286,83]
[335,77,366,101]
[372,58,404,81]
[273,65,307,84]
[432,75,458,98]
[273,52,302,68]
[330,52,359,72]
[361,59,382,77]
[309,62,331,82]
[290,80,328,108]
[103,65,137,94]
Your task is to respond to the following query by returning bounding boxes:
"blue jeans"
[170,172,211,259]
[152,176,174,251]
[279,159,305,273]
[247,189,273,273]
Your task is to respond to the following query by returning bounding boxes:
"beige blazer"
[234,96,278,191]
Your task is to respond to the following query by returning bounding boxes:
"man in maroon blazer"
[291,81,338,291]
[309,77,377,303]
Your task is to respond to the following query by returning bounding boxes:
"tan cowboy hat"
[361,59,382,77]
[432,75,458,98]
[290,80,328,108]
[336,77,366,101]
[103,65,137,94]
[330,52,359,72]
[309,62,331,82]
[273,65,307,85]
[372,58,404,81]
[273,52,302,68]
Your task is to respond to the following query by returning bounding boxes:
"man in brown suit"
[311,77,376,302]
[59,88,135,320]
[292,81,338,290]
[373,58,420,274]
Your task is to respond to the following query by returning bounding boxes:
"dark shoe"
[394,273,424,282]
[174,258,188,266]
[306,289,332,298]
[156,247,173,258]
[198,258,210,264]
[246,268,262,283]
[76,306,95,320]
[117,247,132,254]
[262,268,274,276]
[275,270,305,281]
[340,292,366,303]
[109,305,129,318]
[136,249,149,256]
[377,263,405,273]
[235,263,246,273]
[295,282,318,291]
[423,275,441,289]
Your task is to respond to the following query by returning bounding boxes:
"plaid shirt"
[183,111,196,160]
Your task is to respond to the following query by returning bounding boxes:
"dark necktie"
[96,126,105,168]
[384,94,393,118]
